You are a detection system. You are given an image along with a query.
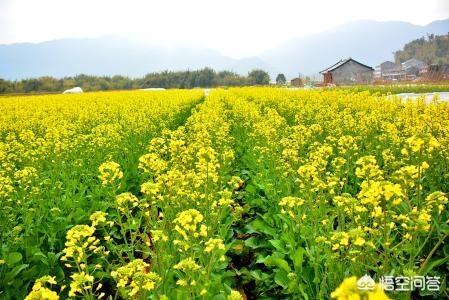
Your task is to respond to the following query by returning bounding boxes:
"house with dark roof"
[375,61,396,78]
[320,58,374,85]
[290,77,303,87]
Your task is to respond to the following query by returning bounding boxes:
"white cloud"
[1,0,448,57]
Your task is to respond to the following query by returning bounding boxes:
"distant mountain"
[1,18,448,80]
[262,19,449,78]
[230,57,279,77]
[0,36,277,80]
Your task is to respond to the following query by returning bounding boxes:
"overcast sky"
[1,0,448,58]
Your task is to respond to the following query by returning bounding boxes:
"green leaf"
[443,244,449,257]
[245,237,269,249]
[264,256,291,272]
[245,184,256,194]
[255,253,270,264]
[5,264,29,282]
[292,247,305,271]
[274,270,290,288]
[269,239,287,253]
[7,252,22,265]
[438,224,449,235]
[32,251,48,265]
[246,218,277,237]
[250,269,271,281]
[419,257,448,275]
[54,266,65,280]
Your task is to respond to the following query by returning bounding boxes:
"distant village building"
[374,61,395,78]
[401,58,426,79]
[422,64,449,81]
[374,58,429,82]
[374,61,403,81]
[381,66,404,81]
[320,58,374,85]
[402,58,426,73]
[290,77,303,87]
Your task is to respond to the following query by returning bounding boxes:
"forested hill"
[395,34,449,64]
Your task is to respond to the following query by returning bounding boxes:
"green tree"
[0,78,12,93]
[197,67,216,87]
[275,73,286,85]
[395,34,449,64]
[0,67,273,94]
[248,69,270,85]
[62,78,77,90]
[39,76,61,92]
[23,79,42,93]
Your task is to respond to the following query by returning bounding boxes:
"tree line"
[394,33,449,65]
[0,68,272,94]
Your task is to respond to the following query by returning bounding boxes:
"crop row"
[0,90,203,299]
